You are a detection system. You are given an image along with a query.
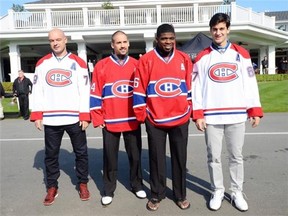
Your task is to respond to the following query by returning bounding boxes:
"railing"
[161,6,193,23]
[5,4,275,30]
[51,10,84,28]
[198,5,230,22]
[125,8,157,25]
[88,9,120,26]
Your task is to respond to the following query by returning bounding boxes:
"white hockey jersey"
[30,52,90,126]
[192,42,263,124]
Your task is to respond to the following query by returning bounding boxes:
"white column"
[0,60,3,82]
[193,4,199,24]
[230,2,236,22]
[156,5,161,25]
[82,8,88,28]
[45,8,52,29]
[144,32,155,53]
[119,6,125,26]
[268,45,276,74]
[9,43,21,82]
[77,42,87,63]
[8,9,15,30]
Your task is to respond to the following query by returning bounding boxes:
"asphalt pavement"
[1,113,288,216]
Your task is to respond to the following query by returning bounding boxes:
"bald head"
[49,28,65,38]
[48,28,67,57]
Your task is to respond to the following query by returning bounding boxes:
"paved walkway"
[1,113,288,216]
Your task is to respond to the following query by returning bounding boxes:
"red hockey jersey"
[133,49,192,127]
[90,55,140,132]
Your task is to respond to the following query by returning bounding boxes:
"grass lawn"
[258,80,288,112]
[2,80,287,116]
[3,97,19,113]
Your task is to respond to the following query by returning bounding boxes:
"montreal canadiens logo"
[154,78,182,97]
[112,80,134,98]
[46,69,72,87]
[209,63,238,82]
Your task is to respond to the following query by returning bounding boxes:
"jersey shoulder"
[194,46,212,64]
[230,43,251,59]
[68,53,87,68]
[36,53,53,67]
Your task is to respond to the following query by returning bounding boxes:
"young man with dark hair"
[192,13,263,212]
[133,23,192,211]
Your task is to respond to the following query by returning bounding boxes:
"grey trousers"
[205,122,245,193]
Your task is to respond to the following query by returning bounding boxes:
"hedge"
[2,82,13,92]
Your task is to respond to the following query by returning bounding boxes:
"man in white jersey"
[192,13,263,212]
[30,28,91,206]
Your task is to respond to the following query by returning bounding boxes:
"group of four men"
[29,13,263,212]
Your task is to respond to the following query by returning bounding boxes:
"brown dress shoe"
[43,187,58,206]
[79,183,90,201]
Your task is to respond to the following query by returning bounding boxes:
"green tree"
[223,0,235,4]
[11,4,25,12]
[101,1,114,9]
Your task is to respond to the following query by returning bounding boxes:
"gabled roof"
[265,11,288,21]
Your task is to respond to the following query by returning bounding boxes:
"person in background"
[30,28,91,206]
[192,13,263,212]
[12,70,33,120]
[0,82,5,120]
[133,23,192,211]
[90,30,146,206]
[279,56,288,74]
[261,56,268,74]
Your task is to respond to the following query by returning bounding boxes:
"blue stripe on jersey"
[90,96,102,109]
[105,118,137,124]
[43,114,79,117]
[102,84,113,98]
[187,90,191,100]
[147,106,190,124]
[204,111,247,116]
[133,93,146,107]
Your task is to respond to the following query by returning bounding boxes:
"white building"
[0,0,288,82]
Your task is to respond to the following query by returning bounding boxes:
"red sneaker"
[43,187,58,206]
[79,183,90,201]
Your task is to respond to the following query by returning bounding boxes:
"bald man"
[30,28,91,206]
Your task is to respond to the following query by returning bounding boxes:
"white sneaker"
[135,190,147,199]
[231,191,248,211]
[101,196,113,205]
[209,190,224,211]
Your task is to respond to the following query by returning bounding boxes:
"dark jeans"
[44,122,89,189]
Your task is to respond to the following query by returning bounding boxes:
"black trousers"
[145,120,189,201]
[18,94,29,119]
[44,122,89,189]
[102,126,143,197]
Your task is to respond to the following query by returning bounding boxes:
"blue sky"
[0,0,288,16]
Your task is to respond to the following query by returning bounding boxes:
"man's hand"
[249,117,260,128]
[195,118,206,132]
[35,120,43,131]
[98,124,106,129]
[79,121,89,131]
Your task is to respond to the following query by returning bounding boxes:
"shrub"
[2,82,13,92]
[256,74,288,82]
